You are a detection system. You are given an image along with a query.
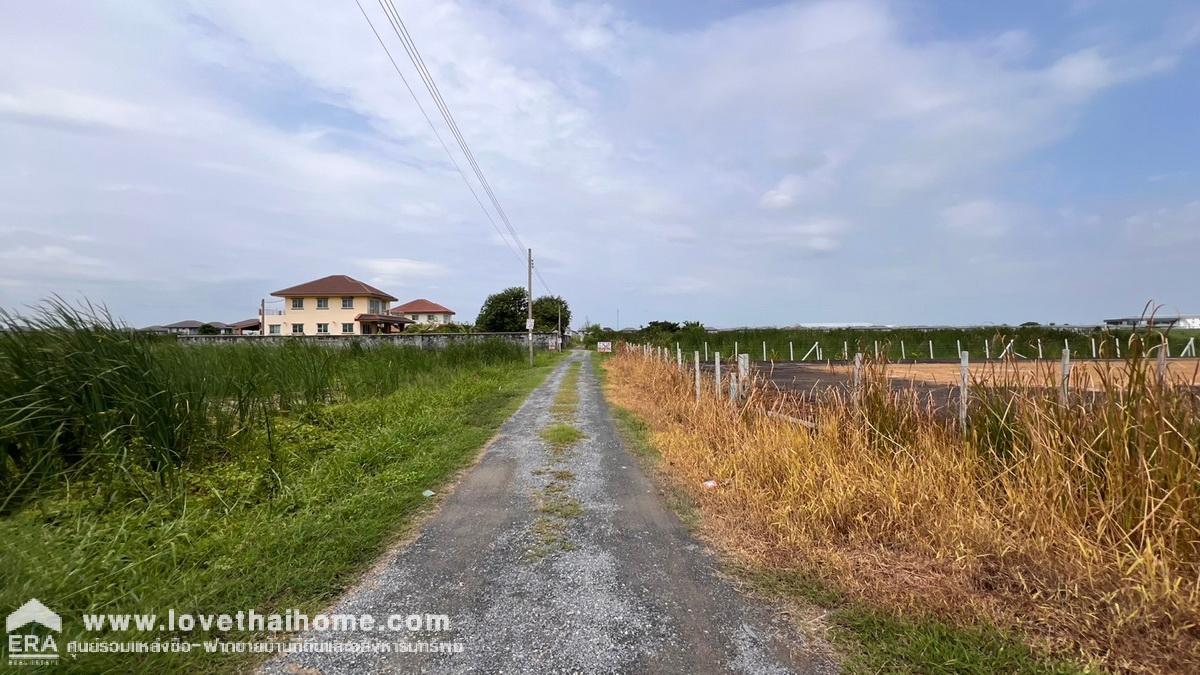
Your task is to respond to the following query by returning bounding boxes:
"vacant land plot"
[604,345,1200,673]
[834,358,1200,388]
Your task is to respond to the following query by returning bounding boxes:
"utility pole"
[527,248,534,366]
[259,298,265,337]
[557,301,562,352]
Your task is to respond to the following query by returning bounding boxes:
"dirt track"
[262,351,833,674]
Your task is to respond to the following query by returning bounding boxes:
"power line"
[357,0,557,297]
[377,0,526,253]
[353,0,522,261]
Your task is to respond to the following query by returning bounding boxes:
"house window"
[269,324,280,335]
[341,323,354,334]
[369,299,381,314]
[410,314,418,321]
[291,298,304,310]
[316,297,329,310]
[317,323,329,334]
[341,297,354,309]
[427,314,435,322]
[291,323,304,334]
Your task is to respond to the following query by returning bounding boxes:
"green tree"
[198,323,221,335]
[532,295,571,334]
[475,287,528,332]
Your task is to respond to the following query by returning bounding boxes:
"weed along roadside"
[600,342,1200,673]
[0,304,563,673]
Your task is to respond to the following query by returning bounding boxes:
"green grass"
[0,347,561,672]
[834,610,1087,674]
[740,568,1089,674]
[539,423,583,449]
[550,361,581,421]
[0,300,531,508]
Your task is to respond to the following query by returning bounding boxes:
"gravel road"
[262,351,834,674]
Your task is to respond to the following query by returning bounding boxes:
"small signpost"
[596,341,612,353]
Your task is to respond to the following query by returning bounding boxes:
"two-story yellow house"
[265,275,413,336]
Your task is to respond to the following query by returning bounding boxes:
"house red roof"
[354,314,414,324]
[271,275,397,301]
[389,299,455,315]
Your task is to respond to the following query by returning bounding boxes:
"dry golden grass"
[604,343,1200,673]
[825,358,1200,390]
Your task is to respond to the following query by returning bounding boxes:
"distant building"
[229,318,261,335]
[388,299,456,326]
[162,320,204,335]
[266,275,413,336]
[1103,315,1200,329]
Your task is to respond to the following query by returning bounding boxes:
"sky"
[1,0,1197,329]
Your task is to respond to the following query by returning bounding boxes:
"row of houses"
[145,275,457,337]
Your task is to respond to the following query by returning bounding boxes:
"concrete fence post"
[734,341,738,361]
[1115,339,1121,359]
[1091,338,1097,359]
[1064,338,1069,358]
[734,348,744,391]
[853,352,863,403]
[676,345,682,369]
[843,341,849,361]
[929,340,934,360]
[1157,341,1168,387]
[900,340,906,360]
[873,341,879,360]
[704,341,709,360]
[956,339,961,357]
[959,351,970,431]
[984,340,990,360]
[789,341,794,361]
[714,352,721,396]
[762,341,767,362]
[1060,350,1071,402]
[1037,339,1043,360]
[694,351,701,402]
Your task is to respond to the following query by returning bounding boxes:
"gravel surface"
[261,351,835,674]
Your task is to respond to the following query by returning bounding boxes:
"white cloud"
[650,276,715,296]
[940,200,1015,238]
[0,0,1193,327]
[758,157,840,210]
[1046,49,1115,96]
[762,217,850,253]
[1123,201,1200,244]
[358,258,449,288]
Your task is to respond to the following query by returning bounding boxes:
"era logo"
[6,599,61,666]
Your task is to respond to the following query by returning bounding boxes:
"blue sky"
[0,0,1197,328]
